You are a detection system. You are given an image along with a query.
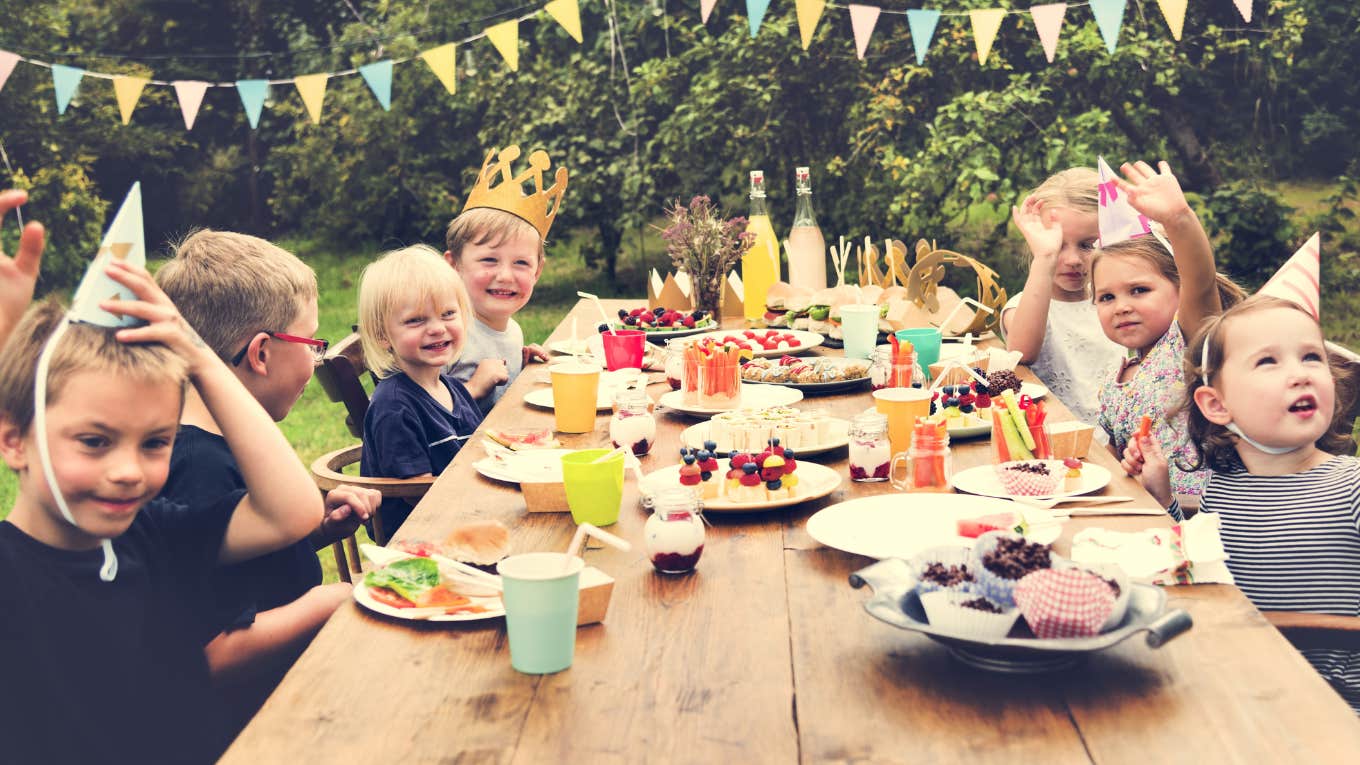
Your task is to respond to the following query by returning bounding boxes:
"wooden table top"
[224,299,1360,763]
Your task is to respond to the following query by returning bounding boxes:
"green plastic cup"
[497,552,584,674]
[561,449,625,526]
[895,327,943,377]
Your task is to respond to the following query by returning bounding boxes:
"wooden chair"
[1263,612,1360,652]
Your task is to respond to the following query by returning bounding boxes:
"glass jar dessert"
[665,339,691,392]
[848,411,892,482]
[644,487,706,574]
[869,346,926,390]
[609,390,656,456]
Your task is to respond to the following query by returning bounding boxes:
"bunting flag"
[796,0,826,51]
[358,61,393,110]
[486,19,521,71]
[112,76,148,125]
[747,0,771,38]
[970,9,1007,66]
[906,9,942,66]
[1089,0,1127,54]
[51,64,84,115]
[1096,156,1152,247]
[235,79,269,128]
[1030,4,1067,63]
[172,81,208,130]
[1258,233,1321,319]
[293,73,328,124]
[0,50,18,93]
[849,5,881,60]
[544,0,584,43]
[1157,0,1188,41]
[421,43,458,95]
[1233,0,1252,23]
[701,0,719,25]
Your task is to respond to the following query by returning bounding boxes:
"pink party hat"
[1258,232,1321,319]
[1096,156,1153,247]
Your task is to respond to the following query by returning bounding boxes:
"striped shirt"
[1200,455,1360,713]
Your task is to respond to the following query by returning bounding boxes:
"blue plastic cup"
[497,552,584,674]
[895,328,943,377]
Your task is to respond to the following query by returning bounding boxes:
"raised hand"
[99,259,216,375]
[1011,194,1063,266]
[0,190,45,343]
[1114,160,1194,226]
[1122,432,1173,508]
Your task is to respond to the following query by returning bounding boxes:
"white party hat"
[1096,156,1153,247]
[69,182,147,327]
[1258,232,1321,319]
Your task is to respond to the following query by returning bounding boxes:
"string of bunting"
[0,0,583,129]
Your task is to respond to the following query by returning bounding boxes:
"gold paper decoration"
[904,239,1007,336]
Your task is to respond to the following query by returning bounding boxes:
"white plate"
[740,357,871,392]
[1020,381,1047,399]
[685,328,825,358]
[949,461,1112,500]
[639,462,841,513]
[353,545,504,623]
[657,384,803,416]
[680,416,851,456]
[548,338,594,357]
[922,415,991,440]
[523,368,648,411]
[473,448,573,483]
[805,494,1063,560]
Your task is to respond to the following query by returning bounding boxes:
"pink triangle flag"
[849,5,881,60]
[1030,3,1067,63]
[702,0,719,24]
[173,81,209,130]
[1259,232,1321,318]
[1096,156,1152,247]
[1233,0,1252,23]
[0,51,18,94]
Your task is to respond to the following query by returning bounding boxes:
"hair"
[1090,234,1246,311]
[443,207,545,265]
[156,229,318,361]
[0,300,190,433]
[358,244,473,379]
[1029,167,1099,214]
[1177,295,1359,473]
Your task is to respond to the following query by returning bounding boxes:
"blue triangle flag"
[907,10,942,66]
[1089,0,1126,54]
[236,79,269,128]
[51,64,85,115]
[747,0,771,38]
[359,61,393,111]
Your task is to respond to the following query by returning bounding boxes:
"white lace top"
[1001,292,1125,429]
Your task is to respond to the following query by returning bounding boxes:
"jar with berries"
[869,347,926,390]
[664,339,691,392]
[644,487,706,574]
[848,411,892,482]
[609,390,656,456]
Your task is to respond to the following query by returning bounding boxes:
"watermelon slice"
[956,512,1028,539]
[485,427,561,451]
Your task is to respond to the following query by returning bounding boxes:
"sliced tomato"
[415,585,471,609]
[368,586,415,609]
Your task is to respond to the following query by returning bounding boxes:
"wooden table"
[224,300,1360,763]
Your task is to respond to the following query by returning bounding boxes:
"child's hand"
[1011,195,1063,266]
[1115,160,1195,226]
[0,190,45,342]
[471,358,510,387]
[1123,433,1174,508]
[318,486,379,541]
[522,343,548,367]
[100,260,217,374]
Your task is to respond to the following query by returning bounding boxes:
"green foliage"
[8,164,108,294]
[1200,181,1297,287]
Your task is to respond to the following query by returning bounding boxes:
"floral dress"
[1097,320,1210,496]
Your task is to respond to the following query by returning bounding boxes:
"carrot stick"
[1136,415,1153,441]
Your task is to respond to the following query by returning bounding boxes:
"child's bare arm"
[0,190,44,347]
[1005,196,1063,362]
[204,582,352,681]
[464,358,510,398]
[102,261,322,564]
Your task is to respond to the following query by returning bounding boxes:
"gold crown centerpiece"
[462,145,569,240]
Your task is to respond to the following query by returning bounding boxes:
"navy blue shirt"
[361,371,483,533]
[0,493,243,764]
[162,425,323,639]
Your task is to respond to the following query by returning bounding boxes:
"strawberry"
[682,315,696,328]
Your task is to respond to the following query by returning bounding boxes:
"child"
[155,230,380,724]
[1002,168,1126,428]
[1090,160,1242,504]
[0,259,325,763]
[1140,294,1360,711]
[359,245,483,533]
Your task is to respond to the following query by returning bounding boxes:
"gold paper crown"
[462,145,569,240]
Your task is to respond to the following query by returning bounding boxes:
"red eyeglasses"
[231,331,330,366]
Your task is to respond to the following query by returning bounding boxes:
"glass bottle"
[891,421,952,491]
[609,389,656,456]
[742,170,781,323]
[848,411,892,482]
[869,347,926,390]
[644,487,706,574]
[786,166,827,291]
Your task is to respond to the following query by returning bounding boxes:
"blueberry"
[697,449,711,461]
[617,308,629,319]
[945,396,959,407]
[700,471,712,480]
[770,437,781,447]
[624,315,637,326]
[783,448,796,460]
[693,310,708,319]
[683,454,696,465]
[743,462,758,474]
[597,323,610,333]
[767,478,782,490]
[960,404,975,413]
[654,306,666,316]
[703,439,717,451]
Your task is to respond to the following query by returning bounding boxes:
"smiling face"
[1093,254,1180,356]
[383,293,466,373]
[452,232,542,330]
[1049,207,1100,300]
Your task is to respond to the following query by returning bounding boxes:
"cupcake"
[909,545,976,595]
[1014,568,1116,639]
[972,532,1054,609]
[919,590,1020,640]
[1079,562,1132,633]
[996,460,1063,496]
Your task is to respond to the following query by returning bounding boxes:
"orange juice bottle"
[742,170,780,323]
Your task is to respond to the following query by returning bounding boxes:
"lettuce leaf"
[364,557,440,601]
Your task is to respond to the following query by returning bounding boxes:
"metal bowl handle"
[1144,609,1193,648]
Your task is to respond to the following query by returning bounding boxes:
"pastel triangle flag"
[1089,0,1126,54]
[1233,0,1252,23]
[112,76,148,125]
[0,51,18,94]
[747,0,771,38]
[1258,233,1321,319]
[1156,0,1187,41]
[849,5,881,60]
[358,61,393,110]
[235,79,269,128]
[1096,156,1152,247]
[70,183,147,328]
[969,9,1007,66]
[796,0,826,51]
[907,9,942,66]
[486,19,520,72]
[172,81,209,130]
[701,0,719,24]
[1030,3,1067,63]
[545,0,584,43]
[51,64,85,115]
[293,73,328,124]
[421,43,457,95]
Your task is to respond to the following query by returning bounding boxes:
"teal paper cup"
[498,552,585,674]
[895,327,943,377]
[561,449,625,526]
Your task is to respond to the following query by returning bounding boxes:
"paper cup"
[839,304,880,360]
[873,387,931,457]
[920,590,1020,640]
[1014,568,1116,639]
[909,545,977,596]
[498,552,585,674]
[560,449,625,526]
[995,461,1064,496]
[550,362,601,433]
[1079,562,1132,633]
[895,327,943,376]
[601,329,645,371]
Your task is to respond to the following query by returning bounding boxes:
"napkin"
[1070,513,1234,585]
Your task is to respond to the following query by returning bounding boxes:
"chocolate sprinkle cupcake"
[961,597,1002,614]
[981,537,1052,580]
[921,562,974,588]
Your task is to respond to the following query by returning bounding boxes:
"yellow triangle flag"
[112,76,148,125]
[1157,0,1188,41]
[293,73,329,124]
[544,0,583,44]
[421,43,458,95]
[795,0,826,50]
[969,9,1007,66]
[486,20,520,72]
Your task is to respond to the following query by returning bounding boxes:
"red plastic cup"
[601,329,645,371]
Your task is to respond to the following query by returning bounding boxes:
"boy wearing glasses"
[156,230,381,731]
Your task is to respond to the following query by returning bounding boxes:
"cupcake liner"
[920,590,1020,640]
[1078,562,1132,633]
[995,461,1063,496]
[971,531,1055,610]
[1014,568,1116,639]
[909,545,977,596]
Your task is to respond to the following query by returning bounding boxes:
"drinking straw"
[591,445,629,464]
[577,291,616,335]
[933,297,996,334]
[564,523,632,571]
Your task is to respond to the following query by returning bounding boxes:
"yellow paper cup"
[550,362,601,433]
[560,449,625,526]
[873,387,932,457]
